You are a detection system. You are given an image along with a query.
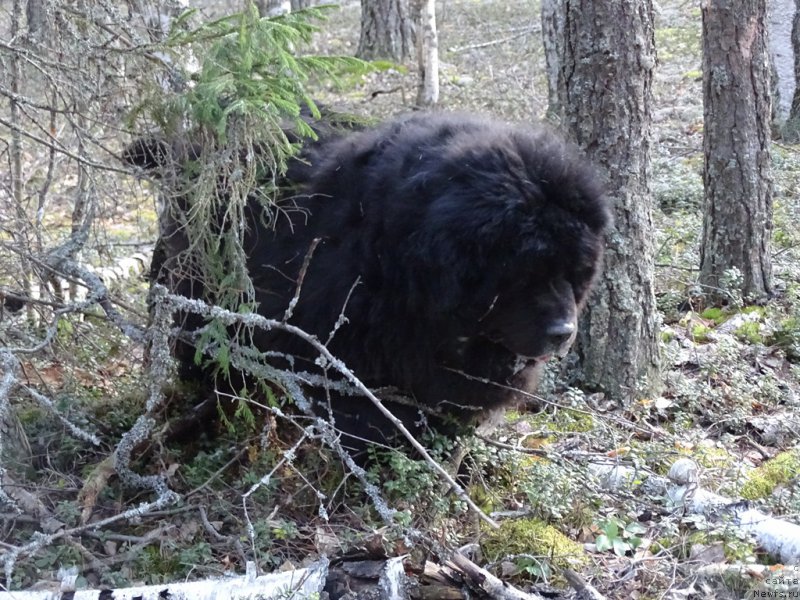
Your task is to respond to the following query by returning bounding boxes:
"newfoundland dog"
[127,111,610,450]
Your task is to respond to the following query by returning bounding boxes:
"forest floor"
[2,0,800,598]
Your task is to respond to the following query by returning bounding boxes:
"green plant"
[681,514,757,563]
[719,267,744,307]
[135,545,183,584]
[370,448,439,506]
[594,515,647,556]
[183,448,240,490]
[515,555,552,580]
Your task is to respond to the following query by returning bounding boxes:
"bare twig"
[282,237,321,322]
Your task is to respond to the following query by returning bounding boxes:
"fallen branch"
[446,552,545,600]
[448,26,540,53]
[562,568,606,600]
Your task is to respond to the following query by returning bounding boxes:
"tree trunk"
[415,0,439,106]
[357,0,414,61]
[767,0,796,127]
[700,0,773,302]
[540,0,565,122]
[787,0,800,138]
[548,0,661,402]
[767,0,796,131]
[257,0,291,17]
[291,0,312,9]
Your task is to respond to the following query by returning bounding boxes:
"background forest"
[1,0,800,598]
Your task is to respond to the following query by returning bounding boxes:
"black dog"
[127,111,610,449]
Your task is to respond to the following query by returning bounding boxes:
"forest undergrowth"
[1,1,799,598]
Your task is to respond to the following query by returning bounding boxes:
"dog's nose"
[545,321,576,349]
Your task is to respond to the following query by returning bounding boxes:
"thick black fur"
[127,112,610,450]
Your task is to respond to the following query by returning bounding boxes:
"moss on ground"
[741,450,800,500]
[481,518,586,570]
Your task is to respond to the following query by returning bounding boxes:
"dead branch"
[446,552,545,600]
[562,568,606,600]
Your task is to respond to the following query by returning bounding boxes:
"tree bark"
[357,0,415,61]
[540,0,565,122]
[548,0,661,402]
[700,0,773,301]
[415,0,439,106]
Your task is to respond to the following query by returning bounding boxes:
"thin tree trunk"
[700,0,773,301]
[549,0,661,402]
[767,0,796,126]
[10,0,33,318]
[786,0,800,137]
[415,0,439,106]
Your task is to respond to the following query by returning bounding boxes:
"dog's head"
[398,115,610,360]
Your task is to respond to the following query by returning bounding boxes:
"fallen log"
[0,560,327,600]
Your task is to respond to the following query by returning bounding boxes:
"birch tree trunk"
[700,0,773,301]
[546,0,661,402]
[416,0,439,106]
